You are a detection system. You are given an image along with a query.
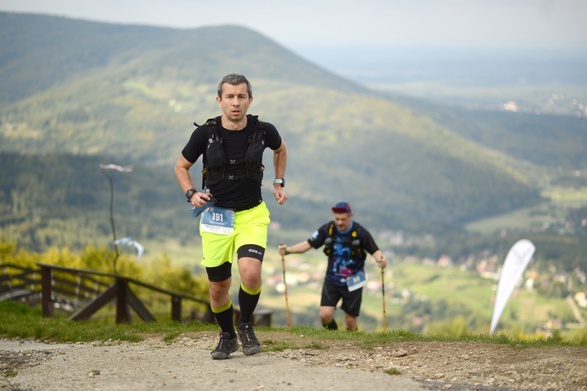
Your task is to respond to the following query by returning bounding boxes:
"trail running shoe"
[211,332,239,360]
[237,322,261,356]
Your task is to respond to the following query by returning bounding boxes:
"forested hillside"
[396,95,587,170]
[0,153,185,250]
[0,12,586,269]
[0,12,365,106]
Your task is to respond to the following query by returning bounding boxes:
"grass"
[384,368,402,376]
[0,301,217,343]
[465,202,555,234]
[465,186,587,235]
[261,335,328,352]
[260,338,293,352]
[1,301,585,350]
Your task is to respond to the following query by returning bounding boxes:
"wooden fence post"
[40,265,54,318]
[171,296,182,322]
[115,278,131,324]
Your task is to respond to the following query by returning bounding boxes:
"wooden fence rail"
[1,263,214,324]
[0,263,42,302]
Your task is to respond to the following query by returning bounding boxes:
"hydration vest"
[323,221,367,261]
[198,114,266,187]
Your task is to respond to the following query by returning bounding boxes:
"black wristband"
[185,188,197,202]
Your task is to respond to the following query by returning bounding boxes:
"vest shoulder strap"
[195,115,264,132]
[328,221,335,237]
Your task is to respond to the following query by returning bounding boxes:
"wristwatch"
[185,188,197,202]
[273,178,285,187]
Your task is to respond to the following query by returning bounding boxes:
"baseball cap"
[332,202,352,214]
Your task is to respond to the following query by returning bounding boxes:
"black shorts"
[320,279,362,317]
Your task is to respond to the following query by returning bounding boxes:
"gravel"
[1,332,586,391]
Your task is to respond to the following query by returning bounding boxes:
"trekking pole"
[381,267,387,332]
[280,242,291,328]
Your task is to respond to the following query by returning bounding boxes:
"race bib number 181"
[200,207,235,234]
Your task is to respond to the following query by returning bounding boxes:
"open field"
[370,81,587,116]
[466,186,587,234]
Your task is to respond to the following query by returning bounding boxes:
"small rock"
[87,369,100,378]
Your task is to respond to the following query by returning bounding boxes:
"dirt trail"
[1,337,424,391]
[1,332,586,391]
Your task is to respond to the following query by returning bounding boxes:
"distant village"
[501,91,586,117]
[263,226,586,335]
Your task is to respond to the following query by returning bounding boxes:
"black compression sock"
[213,303,236,338]
[238,284,260,324]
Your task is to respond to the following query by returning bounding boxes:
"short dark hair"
[217,74,252,98]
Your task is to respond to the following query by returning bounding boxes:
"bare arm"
[174,154,211,207]
[272,140,288,205]
[278,240,312,257]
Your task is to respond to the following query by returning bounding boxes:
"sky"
[1,0,585,86]
[1,0,586,53]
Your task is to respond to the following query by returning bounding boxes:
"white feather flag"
[113,236,144,258]
[100,164,133,172]
[490,239,535,334]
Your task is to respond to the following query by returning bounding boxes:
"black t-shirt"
[307,221,379,286]
[181,115,282,209]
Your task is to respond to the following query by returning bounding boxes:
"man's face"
[216,82,252,122]
[333,212,352,231]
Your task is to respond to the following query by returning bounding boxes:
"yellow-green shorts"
[200,201,270,268]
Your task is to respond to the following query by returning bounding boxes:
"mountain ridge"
[0,12,366,105]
